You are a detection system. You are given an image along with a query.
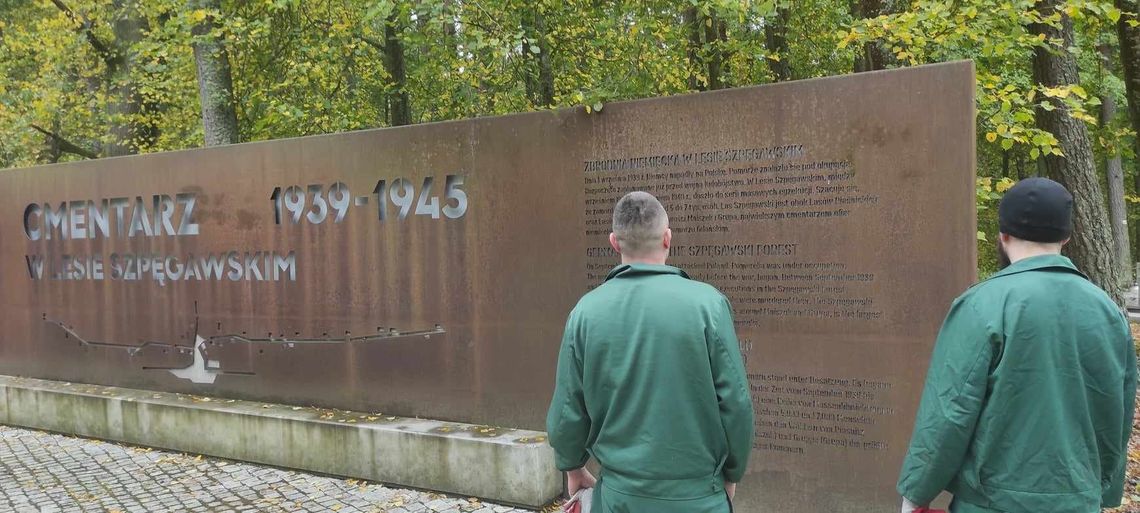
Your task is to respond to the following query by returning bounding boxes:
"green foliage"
[976,176,1015,277]
[843,0,1134,276]
[0,0,1133,274]
[842,0,1112,161]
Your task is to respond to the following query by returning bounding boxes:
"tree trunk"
[1099,43,1132,283]
[383,10,410,126]
[852,0,895,72]
[440,0,466,116]
[537,19,554,106]
[705,14,727,90]
[1103,91,1132,284]
[1135,166,1140,271]
[716,17,730,86]
[50,0,154,157]
[106,0,156,156]
[1135,167,1140,269]
[681,7,728,90]
[683,7,705,91]
[1031,1,1125,304]
[764,7,792,81]
[189,0,239,146]
[523,7,555,107]
[1116,0,1140,273]
[442,0,456,39]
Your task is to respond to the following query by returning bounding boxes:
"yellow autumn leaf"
[986,132,998,143]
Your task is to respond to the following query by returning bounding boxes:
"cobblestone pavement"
[0,425,538,513]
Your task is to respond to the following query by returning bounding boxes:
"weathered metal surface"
[0,62,976,511]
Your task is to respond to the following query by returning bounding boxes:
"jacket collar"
[605,264,690,282]
[987,254,1088,282]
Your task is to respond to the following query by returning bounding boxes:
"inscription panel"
[577,62,975,510]
[0,62,975,511]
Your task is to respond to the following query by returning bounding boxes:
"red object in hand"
[914,508,947,513]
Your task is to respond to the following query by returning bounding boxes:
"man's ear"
[663,228,672,250]
[609,232,621,254]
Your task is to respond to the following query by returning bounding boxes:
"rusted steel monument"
[0,62,976,511]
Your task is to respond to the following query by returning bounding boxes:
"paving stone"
[0,425,536,513]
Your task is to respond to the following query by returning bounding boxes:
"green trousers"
[949,498,1107,513]
[592,483,732,513]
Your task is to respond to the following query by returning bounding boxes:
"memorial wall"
[0,62,976,511]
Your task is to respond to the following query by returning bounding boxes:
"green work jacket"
[898,255,1137,513]
[546,264,754,511]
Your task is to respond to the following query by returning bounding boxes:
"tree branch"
[312,19,386,51]
[469,1,506,33]
[49,0,117,68]
[359,34,385,50]
[31,125,99,159]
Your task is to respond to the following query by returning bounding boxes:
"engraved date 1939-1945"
[270,175,468,225]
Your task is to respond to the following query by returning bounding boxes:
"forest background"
[0,0,1135,300]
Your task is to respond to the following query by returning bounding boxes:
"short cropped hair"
[612,191,668,255]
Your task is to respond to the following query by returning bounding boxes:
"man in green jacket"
[547,191,754,513]
[898,177,1137,513]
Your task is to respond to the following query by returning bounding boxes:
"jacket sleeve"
[709,297,755,483]
[1102,314,1138,507]
[546,311,591,471]
[897,298,995,505]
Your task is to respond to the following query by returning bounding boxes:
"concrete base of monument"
[0,375,561,508]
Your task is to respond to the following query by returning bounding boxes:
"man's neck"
[620,256,668,266]
[1008,246,1062,264]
